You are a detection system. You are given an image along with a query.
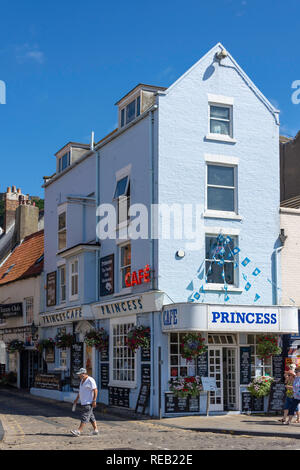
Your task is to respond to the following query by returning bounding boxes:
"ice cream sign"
[125,264,151,287]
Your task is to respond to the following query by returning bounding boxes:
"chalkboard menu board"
[100,364,109,389]
[109,387,130,407]
[100,254,114,296]
[135,383,150,414]
[141,339,151,362]
[34,373,61,390]
[100,344,109,362]
[241,392,252,412]
[272,355,284,382]
[141,364,151,384]
[268,382,286,412]
[240,347,251,385]
[165,393,200,413]
[71,343,84,389]
[241,392,264,413]
[196,352,208,377]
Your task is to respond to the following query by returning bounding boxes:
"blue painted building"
[34,44,298,415]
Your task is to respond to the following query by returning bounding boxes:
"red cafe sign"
[125,264,151,287]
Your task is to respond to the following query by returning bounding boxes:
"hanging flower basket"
[36,338,55,354]
[7,339,25,353]
[126,326,150,353]
[247,375,274,398]
[169,376,203,398]
[84,328,108,351]
[55,333,75,349]
[256,335,282,360]
[180,333,207,361]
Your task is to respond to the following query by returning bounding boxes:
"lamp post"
[31,321,39,342]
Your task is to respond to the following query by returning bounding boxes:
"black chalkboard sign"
[141,364,151,384]
[135,383,150,414]
[268,382,286,412]
[70,343,84,389]
[196,352,208,377]
[141,336,151,362]
[272,356,284,382]
[240,347,251,385]
[252,396,264,412]
[100,363,109,389]
[241,392,252,412]
[165,393,200,413]
[109,387,130,407]
[100,343,109,362]
[100,254,114,296]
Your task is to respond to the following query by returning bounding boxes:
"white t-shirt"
[79,376,97,405]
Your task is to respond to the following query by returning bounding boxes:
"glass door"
[208,347,223,411]
[223,347,237,411]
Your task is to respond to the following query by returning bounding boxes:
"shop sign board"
[46,272,57,307]
[0,303,23,318]
[41,307,82,325]
[100,254,114,296]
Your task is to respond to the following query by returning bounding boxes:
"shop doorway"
[20,350,41,389]
[208,335,238,412]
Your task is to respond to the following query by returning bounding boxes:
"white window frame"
[58,151,71,173]
[58,264,66,304]
[206,96,236,143]
[109,315,137,388]
[24,297,34,325]
[169,332,197,381]
[69,258,79,301]
[205,233,238,288]
[209,103,232,137]
[247,334,274,379]
[119,242,131,293]
[119,95,141,128]
[206,163,237,214]
[58,208,67,252]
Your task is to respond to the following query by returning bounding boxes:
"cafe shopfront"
[162,303,299,415]
[31,305,94,401]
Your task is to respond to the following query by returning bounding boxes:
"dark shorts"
[80,405,96,423]
[284,396,294,409]
[288,398,300,416]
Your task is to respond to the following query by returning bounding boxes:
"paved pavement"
[0,386,300,450]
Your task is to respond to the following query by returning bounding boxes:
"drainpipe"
[95,149,100,302]
[149,106,157,416]
[274,245,283,305]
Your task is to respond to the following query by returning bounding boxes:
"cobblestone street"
[1,389,300,451]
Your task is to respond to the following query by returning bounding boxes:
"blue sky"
[0,0,299,197]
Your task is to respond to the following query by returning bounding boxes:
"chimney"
[13,202,39,245]
[4,186,29,233]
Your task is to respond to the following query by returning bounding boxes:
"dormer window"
[58,152,70,173]
[120,96,141,128]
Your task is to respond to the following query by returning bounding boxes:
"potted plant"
[180,333,207,361]
[169,376,203,398]
[84,328,108,351]
[126,325,150,353]
[55,333,75,349]
[247,376,274,398]
[7,339,25,353]
[256,335,282,360]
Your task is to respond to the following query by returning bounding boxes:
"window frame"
[58,151,70,173]
[109,316,137,388]
[209,103,233,138]
[247,334,274,379]
[113,176,130,226]
[120,95,141,128]
[58,265,66,304]
[119,242,131,291]
[58,211,67,251]
[205,233,238,287]
[69,258,79,301]
[206,163,237,214]
[24,297,34,325]
[169,332,197,381]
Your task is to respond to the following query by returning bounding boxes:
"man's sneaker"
[90,430,99,435]
[70,429,81,437]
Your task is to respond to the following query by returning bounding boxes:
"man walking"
[70,368,99,437]
[285,366,300,425]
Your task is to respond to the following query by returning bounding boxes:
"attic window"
[1,264,15,279]
[120,96,141,128]
[35,255,44,265]
[58,152,70,173]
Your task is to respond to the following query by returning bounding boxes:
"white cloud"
[16,44,45,64]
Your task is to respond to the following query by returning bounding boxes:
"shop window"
[205,234,237,285]
[111,320,136,385]
[247,334,273,378]
[120,243,131,290]
[25,297,34,325]
[169,333,196,379]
